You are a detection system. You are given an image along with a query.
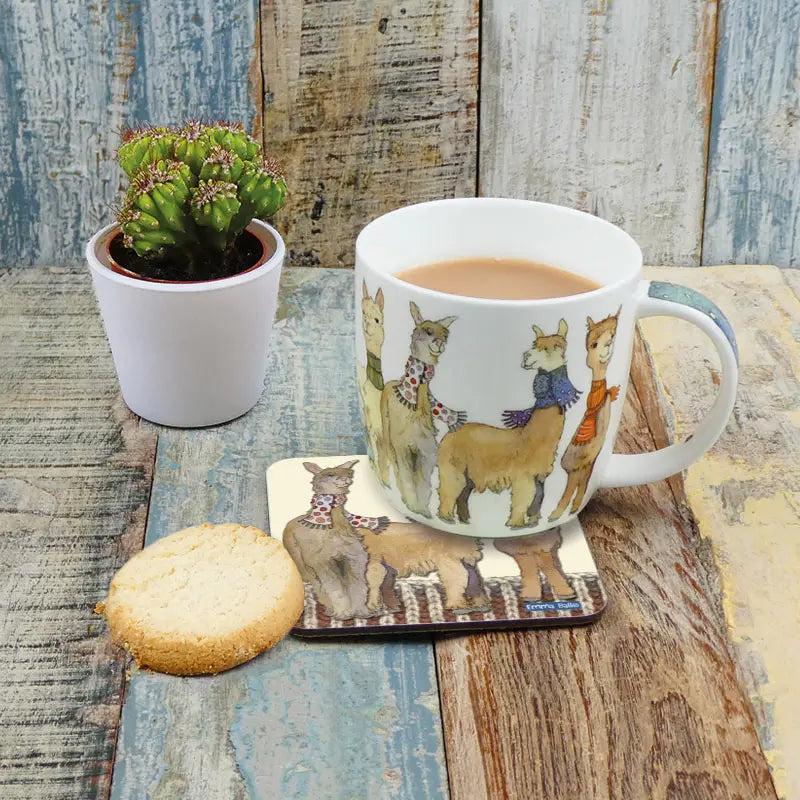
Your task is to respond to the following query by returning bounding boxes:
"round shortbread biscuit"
[98,523,304,675]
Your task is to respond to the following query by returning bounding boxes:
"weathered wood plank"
[480,0,717,265]
[435,331,777,799]
[0,268,157,799]
[259,0,478,267]
[703,4,800,267]
[0,0,259,267]
[641,265,800,799]
[110,270,448,799]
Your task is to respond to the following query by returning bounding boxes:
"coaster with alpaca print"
[267,455,606,636]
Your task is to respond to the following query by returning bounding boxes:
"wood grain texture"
[109,270,448,800]
[0,268,157,799]
[259,0,478,267]
[703,4,800,267]
[0,0,259,267]
[435,331,777,799]
[480,0,717,265]
[641,265,800,799]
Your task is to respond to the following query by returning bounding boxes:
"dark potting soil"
[109,231,264,282]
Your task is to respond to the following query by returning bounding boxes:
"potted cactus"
[86,121,288,427]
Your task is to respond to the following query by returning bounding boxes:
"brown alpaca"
[357,281,389,485]
[437,320,580,528]
[361,523,488,613]
[282,461,486,619]
[282,460,382,620]
[381,302,463,516]
[495,529,575,601]
[550,310,621,521]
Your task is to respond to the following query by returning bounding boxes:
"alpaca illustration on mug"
[380,302,466,517]
[550,309,621,521]
[437,320,581,528]
[357,281,389,485]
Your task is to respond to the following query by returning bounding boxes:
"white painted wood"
[480,0,717,266]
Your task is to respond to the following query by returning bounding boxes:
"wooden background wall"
[1,0,798,269]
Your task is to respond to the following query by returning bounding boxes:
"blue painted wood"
[0,0,259,267]
[703,0,800,267]
[110,270,449,799]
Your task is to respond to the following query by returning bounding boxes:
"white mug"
[354,198,737,537]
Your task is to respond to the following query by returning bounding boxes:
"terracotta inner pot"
[99,224,276,284]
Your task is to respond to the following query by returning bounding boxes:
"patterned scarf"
[366,351,384,391]
[502,365,581,429]
[393,356,466,430]
[301,493,389,531]
[571,379,619,444]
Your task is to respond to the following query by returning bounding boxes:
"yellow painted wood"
[641,265,800,800]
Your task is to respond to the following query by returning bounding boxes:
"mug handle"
[598,280,739,490]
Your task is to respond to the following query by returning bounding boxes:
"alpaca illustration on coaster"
[361,523,488,614]
[357,281,389,485]
[282,460,387,620]
[381,302,465,516]
[282,460,488,619]
[437,320,580,528]
[550,309,621,521]
[495,528,576,601]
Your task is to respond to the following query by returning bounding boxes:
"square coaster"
[267,455,606,636]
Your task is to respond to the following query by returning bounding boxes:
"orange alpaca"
[550,310,621,520]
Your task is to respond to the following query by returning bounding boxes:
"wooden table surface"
[1,265,798,800]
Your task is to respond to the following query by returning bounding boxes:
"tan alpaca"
[437,320,579,528]
[283,461,487,618]
[282,460,379,620]
[357,281,389,484]
[550,310,621,521]
[495,529,575,601]
[381,302,461,516]
[361,523,488,612]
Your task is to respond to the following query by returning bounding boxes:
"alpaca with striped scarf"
[283,460,389,620]
[282,460,488,619]
[550,309,621,521]
[381,301,465,516]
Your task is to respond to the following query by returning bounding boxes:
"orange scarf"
[572,379,619,444]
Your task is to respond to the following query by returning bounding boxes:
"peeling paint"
[642,264,800,799]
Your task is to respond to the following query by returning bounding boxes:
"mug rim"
[356,197,643,308]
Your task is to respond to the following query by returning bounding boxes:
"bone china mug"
[354,198,737,538]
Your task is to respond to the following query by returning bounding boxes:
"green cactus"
[117,126,177,179]
[190,180,242,252]
[113,120,287,280]
[173,120,213,174]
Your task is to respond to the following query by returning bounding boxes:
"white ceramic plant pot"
[86,219,284,427]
